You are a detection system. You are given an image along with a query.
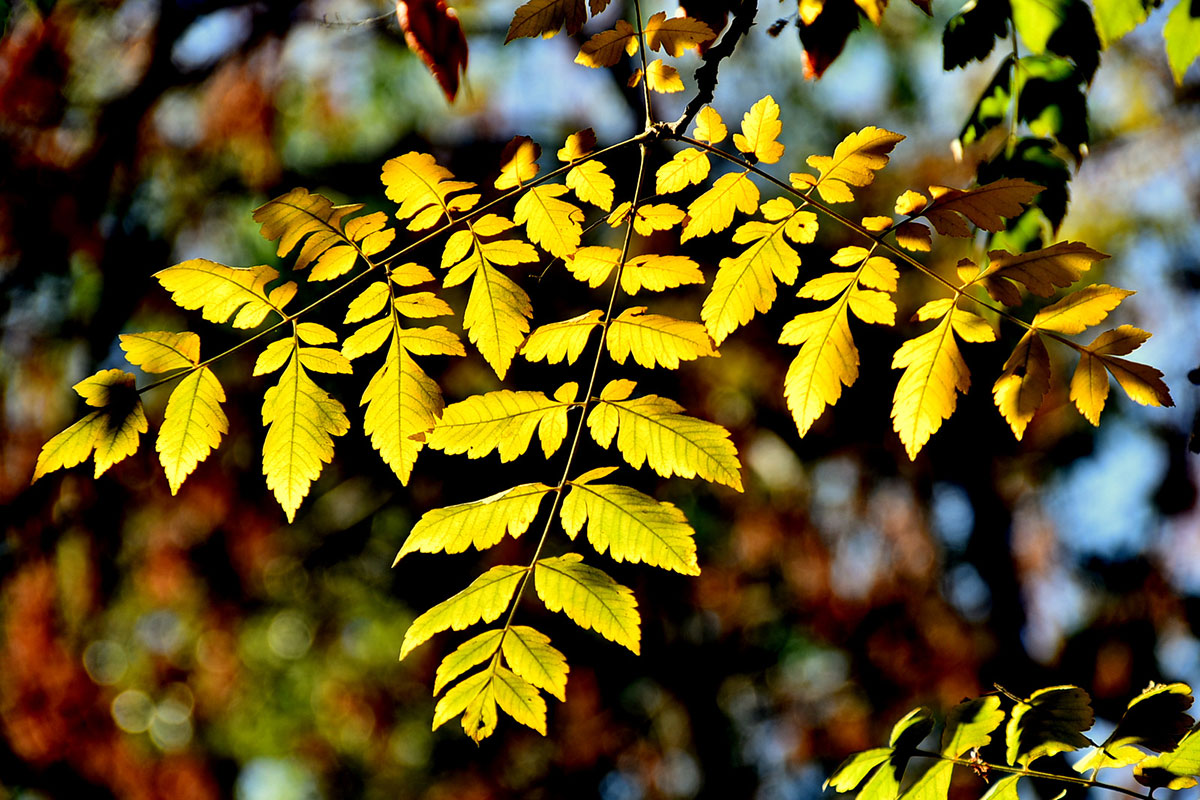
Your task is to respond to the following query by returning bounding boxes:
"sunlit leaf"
[891,309,972,459]
[514,184,584,258]
[694,106,727,144]
[803,126,904,203]
[505,0,586,41]
[607,307,717,369]
[646,58,684,93]
[622,254,705,295]
[522,310,602,365]
[445,244,533,379]
[119,331,199,373]
[400,564,527,660]
[434,630,502,695]
[495,136,541,190]
[397,483,554,561]
[993,331,1051,440]
[575,19,638,67]
[1076,683,1194,772]
[502,625,569,701]
[157,367,227,494]
[1006,685,1094,766]
[923,178,1043,236]
[733,95,785,164]
[656,148,710,194]
[382,152,475,230]
[780,304,856,437]
[34,370,147,481]
[681,171,759,242]
[427,390,573,461]
[155,259,290,329]
[567,159,616,210]
[978,242,1107,301]
[535,553,640,653]
[644,11,715,55]
[943,696,1006,757]
[493,664,547,735]
[1164,0,1200,84]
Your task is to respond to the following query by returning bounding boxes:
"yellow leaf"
[566,159,616,210]
[992,331,1051,440]
[575,19,638,67]
[433,669,490,732]
[299,346,353,375]
[656,149,710,194]
[805,126,905,203]
[895,190,929,215]
[924,178,1043,236]
[445,246,533,379]
[631,203,685,235]
[157,367,227,494]
[495,136,541,190]
[681,171,760,242]
[390,262,436,286]
[426,389,574,461]
[1091,324,1152,356]
[646,58,684,93]
[360,333,448,483]
[860,256,899,291]
[396,483,554,560]
[862,215,892,232]
[951,310,997,342]
[155,259,289,329]
[394,291,455,318]
[732,95,785,164]
[434,630,502,696]
[502,625,568,701]
[916,297,955,321]
[119,331,199,373]
[1101,356,1173,408]
[514,184,583,258]
[799,0,824,23]
[34,370,147,481]
[557,128,596,161]
[461,674,499,742]
[622,254,705,295]
[252,187,363,270]
[521,310,603,364]
[382,152,476,231]
[799,272,856,301]
[891,311,971,459]
[1070,352,1109,426]
[254,339,293,376]
[895,221,932,251]
[261,353,350,521]
[493,665,547,735]
[780,305,857,436]
[478,238,539,267]
[535,553,640,653]
[346,211,396,257]
[588,389,743,490]
[644,11,715,55]
[980,242,1108,300]
[400,565,527,660]
[342,318,392,361]
[296,322,337,345]
[561,478,699,574]
[566,246,621,288]
[856,0,887,24]
[702,208,806,344]
[345,282,390,324]
[848,286,896,325]
[505,0,586,41]
[1033,285,1134,334]
[694,106,727,144]
[608,307,717,369]
[393,326,465,357]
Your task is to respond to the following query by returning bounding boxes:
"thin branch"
[666,0,758,136]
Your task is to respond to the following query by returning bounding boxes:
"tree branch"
[666,0,759,136]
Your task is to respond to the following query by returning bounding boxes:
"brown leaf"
[798,0,861,79]
[505,0,587,41]
[396,0,469,101]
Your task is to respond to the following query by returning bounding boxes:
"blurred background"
[1,0,1198,797]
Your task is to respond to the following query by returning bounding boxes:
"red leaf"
[396,0,469,101]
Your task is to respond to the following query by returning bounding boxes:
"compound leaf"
[535,553,640,653]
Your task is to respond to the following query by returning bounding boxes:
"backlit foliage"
[33,0,1178,743]
[829,683,1200,800]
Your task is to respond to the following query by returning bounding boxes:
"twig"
[666,0,758,136]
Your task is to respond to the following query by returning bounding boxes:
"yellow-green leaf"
[780,305,857,437]
[608,307,717,369]
[1032,284,1133,334]
[426,390,572,461]
[434,630,503,696]
[502,625,568,702]
[561,479,699,574]
[445,247,533,379]
[155,259,289,329]
[534,553,640,653]
[891,311,970,459]
[361,333,446,483]
[119,331,199,373]
[514,184,583,259]
[261,354,350,522]
[433,668,491,732]
[1006,685,1094,767]
[400,564,527,660]
[732,95,785,164]
[943,696,1006,757]
[656,148,710,194]
[588,388,743,490]
[1134,722,1200,789]
[1076,683,1194,772]
[493,665,547,735]
[157,367,227,494]
[396,483,553,561]
[681,171,759,243]
[804,126,905,203]
[521,310,602,365]
[993,331,1051,440]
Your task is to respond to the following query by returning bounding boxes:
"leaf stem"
[909,750,1154,800]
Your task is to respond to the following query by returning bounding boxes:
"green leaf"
[825,748,893,792]
[395,483,554,561]
[534,553,640,654]
[980,775,1021,800]
[434,630,503,695]
[1165,0,1200,84]
[1077,682,1194,772]
[943,0,1010,69]
[502,625,569,702]
[1135,723,1200,789]
[1006,685,1094,766]
[898,761,951,800]
[399,564,527,660]
[1093,0,1150,45]
[560,478,699,575]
